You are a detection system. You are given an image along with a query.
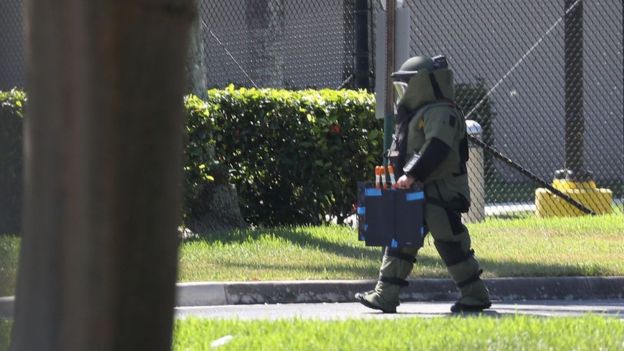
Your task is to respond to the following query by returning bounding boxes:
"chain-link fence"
[0,0,25,90]
[194,0,361,90]
[196,0,622,220]
[2,0,622,221]
[382,0,623,220]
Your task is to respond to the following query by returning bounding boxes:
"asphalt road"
[175,299,624,320]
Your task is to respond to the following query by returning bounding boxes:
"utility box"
[356,183,426,248]
[464,120,485,223]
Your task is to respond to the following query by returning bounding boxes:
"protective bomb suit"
[355,55,491,313]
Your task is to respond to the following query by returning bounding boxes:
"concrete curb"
[175,276,624,306]
[2,277,623,318]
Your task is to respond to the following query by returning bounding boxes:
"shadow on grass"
[185,227,599,279]
[215,256,597,280]
[211,260,383,279]
[187,227,387,261]
[478,257,617,278]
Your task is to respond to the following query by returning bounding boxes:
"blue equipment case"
[357,183,426,248]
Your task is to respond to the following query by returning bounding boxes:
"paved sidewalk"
[2,276,623,319]
[175,299,624,320]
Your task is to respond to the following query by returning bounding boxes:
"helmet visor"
[393,81,408,106]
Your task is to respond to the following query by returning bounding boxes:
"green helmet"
[392,55,452,109]
[391,56,435,82]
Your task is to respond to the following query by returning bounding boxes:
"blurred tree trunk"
[11,1,195,350]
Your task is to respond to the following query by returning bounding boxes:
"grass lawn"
[0,320,9,351]
[178,213,624,282]
[0,237,19,297]
[1,214,623,296]
[173,315,624,351]
[2,315,623,351]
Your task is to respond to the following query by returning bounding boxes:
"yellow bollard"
[535,179,613,217]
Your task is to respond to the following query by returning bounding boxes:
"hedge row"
[2,84,491,230]
[185,86,381,226]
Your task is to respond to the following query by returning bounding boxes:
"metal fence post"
[465,120,485,223]
[557,0,592,182]
[354,0,371,90]
[535,0,614,217]
[383,0,396,162]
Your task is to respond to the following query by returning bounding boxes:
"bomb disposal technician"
[355,55,491,313]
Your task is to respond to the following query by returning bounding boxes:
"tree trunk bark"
[246,0,285,87]
[11,1,195,350]
[186,13,208,97]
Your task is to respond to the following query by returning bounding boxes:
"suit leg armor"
[425,203,491,312]
[355,247,418,313]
